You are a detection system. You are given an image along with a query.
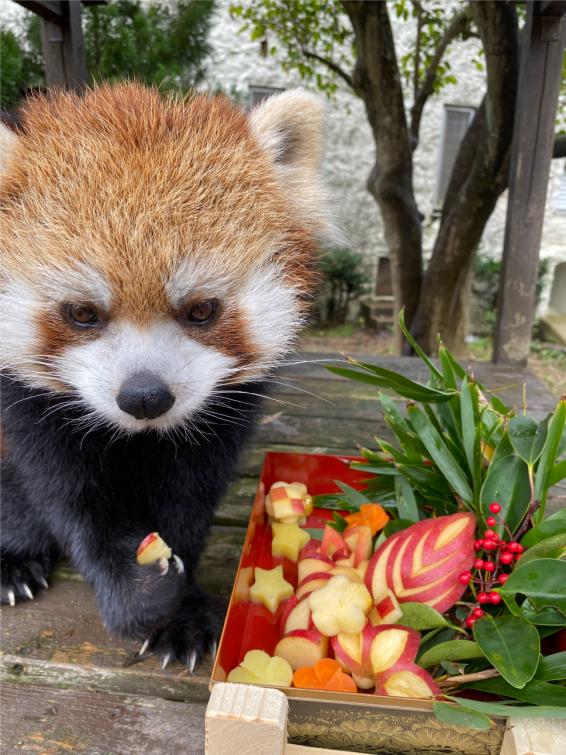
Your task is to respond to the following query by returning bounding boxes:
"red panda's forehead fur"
[1,84,314,320]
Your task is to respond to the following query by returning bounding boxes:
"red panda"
[0,84,331,668]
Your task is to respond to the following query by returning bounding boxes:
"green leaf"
[433,701,493,731]
[473,614,540,688]
[304,528,325,540]
[333,480,369,507]
[394,476,419,522]
[347,359,457,403]
[536,651,566,681]
[327,512,349,533]
[419,640,484,669]
[517,533,566,566]
[508,415,549,465]
[460,377,481,501]
[522,509,566,547]
[534,398,566,506]
[465,677,566,707]
[383,518,414,537]
[446,695,566,719]
[407,405,473,502]
[398,602,449,630]
[480,434,530,533]
[499,558,566,617]
[520,599,566,626]
[399,308,443,381]
[549,459,566,486]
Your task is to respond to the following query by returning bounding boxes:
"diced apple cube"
[136,532,172,565]
[372,590,403,625]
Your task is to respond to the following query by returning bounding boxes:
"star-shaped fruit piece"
[266,481,313,523]
[250,565,294,614]
[309,575,372,636]
[227,650,293,688]
[271,522,311,562]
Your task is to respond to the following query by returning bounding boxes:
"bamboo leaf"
[333,480,369,507]
[446,695,566,719]
[473,615,540,688]
[394,476,419,522]
[407,405,473,502]
[419,640,484,668]
[534,398,566,505]
[347,360,457,403]
[433,702,493,731]
[399,307,443,380]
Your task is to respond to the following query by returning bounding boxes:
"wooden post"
[493,1,566,364]
[16,1,88,91]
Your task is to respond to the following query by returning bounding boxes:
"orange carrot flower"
[293,658,357,693]
[345,503,389,535]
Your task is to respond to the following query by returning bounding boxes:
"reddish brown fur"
[1,84,317,345]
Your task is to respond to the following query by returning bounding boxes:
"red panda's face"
[0,85,333,433]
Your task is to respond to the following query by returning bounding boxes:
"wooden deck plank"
[0,683,206,755]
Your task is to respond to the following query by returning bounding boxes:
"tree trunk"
[343,1,423,345]
[410,1,520,353]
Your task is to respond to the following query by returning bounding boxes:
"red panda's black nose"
[116,372,175,420]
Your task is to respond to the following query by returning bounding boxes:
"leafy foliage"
[317,248,368,325]
[325,310,566,727]
[0,1,215,107]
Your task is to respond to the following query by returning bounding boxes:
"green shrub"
[317,248,368,325]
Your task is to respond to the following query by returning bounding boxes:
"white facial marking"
[238,264,304,378]
[165,257,233,309]
[58,320,237,433]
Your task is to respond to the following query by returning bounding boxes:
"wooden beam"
[16,1,62,21]
[492,4,566,365]
[37,1,87,91]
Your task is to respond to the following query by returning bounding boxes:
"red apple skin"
[299,539,322,559]
[374,662,441,699]
[297,555,333,583]
[331,635,364,677]
[137,532,158,557]
[320,526,351,560]
[278,596,312,636]
[362,624,420,675]
[274,629,328,670]
[344,525,373,567]
[366,512,475,613]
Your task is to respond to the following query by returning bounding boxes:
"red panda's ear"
[250,88,337,243]
[0,122,19,178]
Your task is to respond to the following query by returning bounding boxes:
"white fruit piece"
[249,565,294,614]
[309,575,372,636]
[271,522,310,562]
[227,650,293,687]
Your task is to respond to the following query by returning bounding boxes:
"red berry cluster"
[458,502,525,629]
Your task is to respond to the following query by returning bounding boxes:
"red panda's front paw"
[137,590,224,672]
[0,553,51,605]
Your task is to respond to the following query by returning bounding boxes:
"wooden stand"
[206,683,565,755]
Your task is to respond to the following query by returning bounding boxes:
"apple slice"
[136,532,172,565]
[309,575,372,636]
[344,525,373,567]
[279,596,312,636]
[297,554,333,583]
[227,649,293,688]
[295,571,332,601]
[249,565,294,614]
[374,663,441,699]
[320,526,351,560]
[363,625,420,674]
[332,632,363,676]
[372,590,403,625]
[274,629,328,670]
[330,566,364,583]
[234,565,254,603]
[366,512,475,613]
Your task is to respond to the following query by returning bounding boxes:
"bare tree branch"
[301,47,356,91]
[410,8,472,149]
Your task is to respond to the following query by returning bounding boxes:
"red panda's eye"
[185,299,217,325]
[65,303,100,327]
